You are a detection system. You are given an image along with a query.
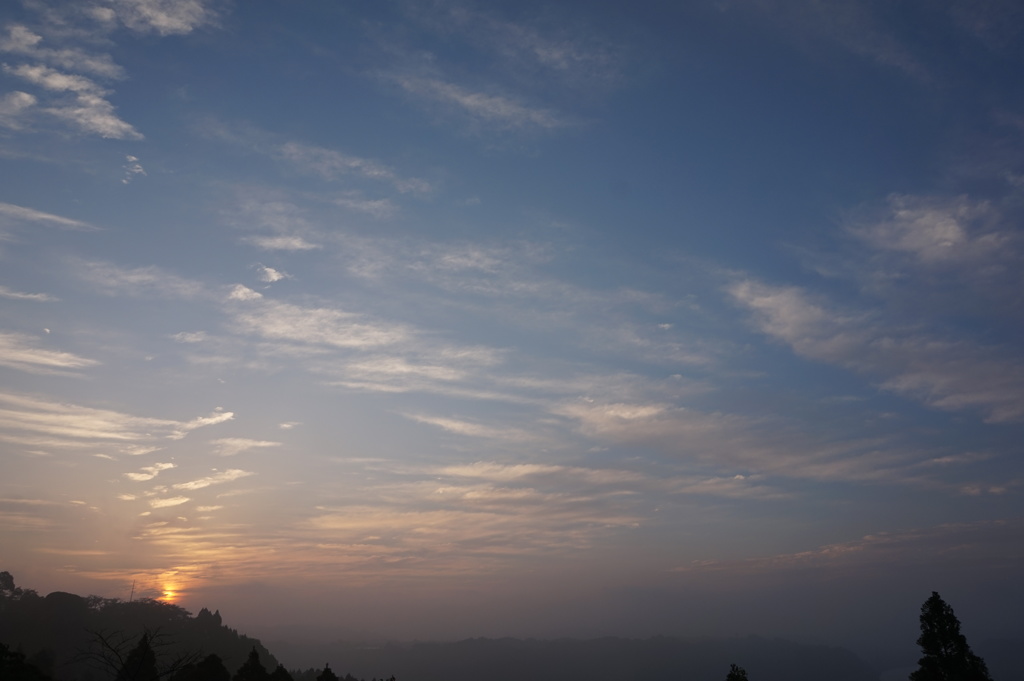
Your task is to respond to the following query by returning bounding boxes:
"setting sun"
[160,584,178,604]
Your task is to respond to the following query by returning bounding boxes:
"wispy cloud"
[244,235,322,252]
[405,414,538,443]
[109,0,219,36]
[0,91,37,129]
[0,202,96,230]
[678,519,1024,575]
[211,438,281,456]
[172,469,253,490]
[3,63,142,140]
[75,260,208,299]
[729,278,1024,423]
[0,332,98,375]
[0,24,125,78]
[149,496,190,508]
[230,299,411,350]
[0,285,57,302]
[277,142,431,194]
[849,194,1010,266]
[394,76,568,131]
[0,392,233,452]
[124,462,175,482]
[732,0,929,80]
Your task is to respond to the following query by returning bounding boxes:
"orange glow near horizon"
[160,583,179,604]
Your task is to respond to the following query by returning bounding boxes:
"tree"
[84,627,200,680]
[726,663,749,681]
[315,664,339,681]
[115,634,159,681]
[234,648,269,681]
[910,592,992,681]
[0,641,52,681]
[269,664,294,681]
[171,654,231,681]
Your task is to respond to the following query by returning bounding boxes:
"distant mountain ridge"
[272,634,880,681]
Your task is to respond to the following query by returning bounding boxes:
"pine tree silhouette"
[910,592,992,681]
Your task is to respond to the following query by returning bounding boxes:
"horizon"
[1,0,1023,656]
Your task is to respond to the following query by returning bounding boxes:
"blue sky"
[1,0,1023,649]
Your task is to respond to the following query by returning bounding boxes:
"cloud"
[0,332,99,375]
[149,496,190,508]
[394,76,568,130]
[553,397,933,485]
[0,392,233,452]
[172,331,207,343]
[729,279,1024,423]
[75,260,207,298]
[849,194,1008,265]
[122,155,146,184]
[405,414,538,443]
[332,194,399,219]
[110,0,218,36]
[679,518,1024,576]
[124,462,175,482]
[255,264,290,283]
[733,0,928,80]
[0,202,96,230]
[0,24,125,79]
[244,235,321,251]
[168,410,235,440]
[277,142,431,194]
[231,299,411,350]
[0,91,37,129]
[227,284,263,301]
[172,469,254,490]
[421,4,623,89]
[3,64,142,140]
[0,286,56,302]
[211,438,281,456]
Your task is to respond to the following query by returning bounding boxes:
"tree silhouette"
[726,663,749,680]
[171,653,231,681]
[0,641,52,681]
[234,648,269,681]
[269,663,294,681]
[315,664,339,681]
[910,592,992,681]
[116,634,159,681]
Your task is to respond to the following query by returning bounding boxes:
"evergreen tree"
[234,648,269,681]
[726,663,749,681]
[173,654,231,681]
[316,664,339,681]
[115,634,159,681]
[269,663,294,681]
[195,654,231,681]
[910,592,992,681]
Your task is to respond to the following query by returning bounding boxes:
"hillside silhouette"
[5,571,1020,681]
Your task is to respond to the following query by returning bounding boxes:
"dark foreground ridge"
[4,572,1019,681]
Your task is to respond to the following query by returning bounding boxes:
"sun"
[160,584,179,604]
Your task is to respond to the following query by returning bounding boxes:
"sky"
[1,0,1023,653]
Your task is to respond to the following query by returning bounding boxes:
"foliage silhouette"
[115,634,159,681]
[910,592,992,681]
[170,653,231,681]
[316,664,339,681]
[233,647,270,681]
[726,662,749,680]
[0,640,52,681]
[269,663,294,681]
